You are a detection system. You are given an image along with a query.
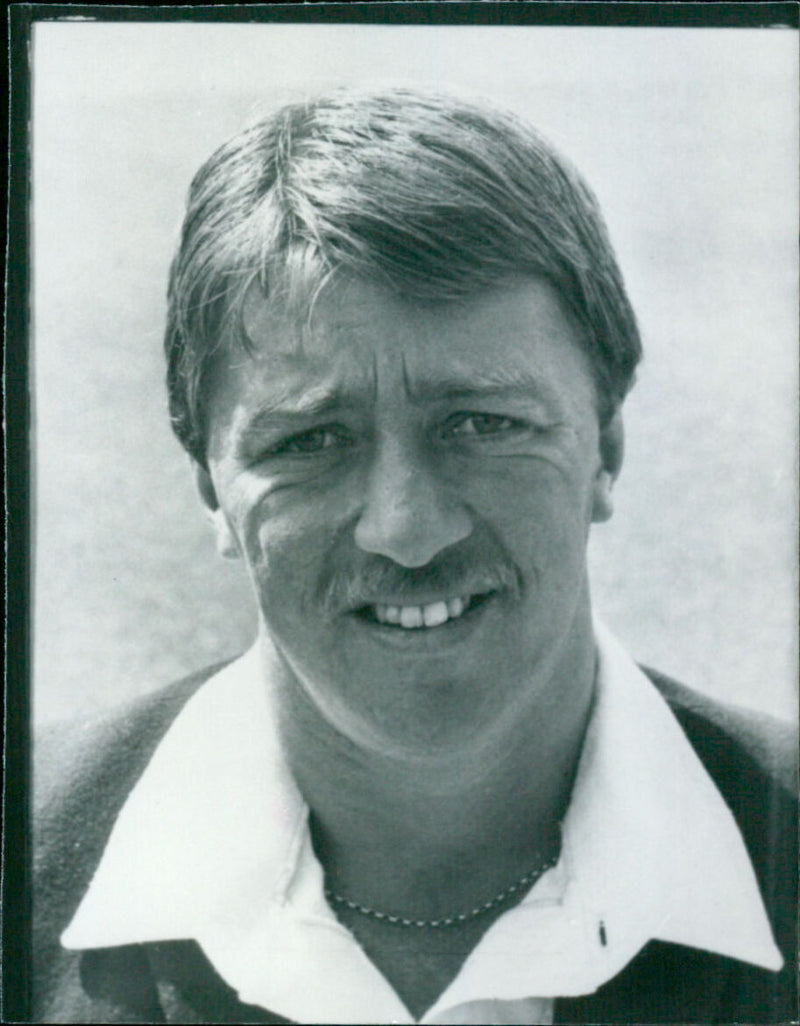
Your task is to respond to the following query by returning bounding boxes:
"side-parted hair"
[165,88,642,466]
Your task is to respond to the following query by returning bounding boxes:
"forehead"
[208,276,597,421]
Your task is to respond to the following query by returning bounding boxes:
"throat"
[292,689,582,927]
[311,802,563,929]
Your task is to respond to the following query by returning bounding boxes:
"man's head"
[164,89,641,760]
[165,87,640,469]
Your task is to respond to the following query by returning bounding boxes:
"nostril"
[354,505,472,567]
[354,455,473,566]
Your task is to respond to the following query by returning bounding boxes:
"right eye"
[268,426,352,456]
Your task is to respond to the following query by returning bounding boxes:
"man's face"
[200,277,618,759]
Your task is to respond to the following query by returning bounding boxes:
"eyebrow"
[405,365,563,406]
[239,366,562,436]
[239,383,371,435]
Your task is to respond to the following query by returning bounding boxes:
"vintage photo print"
[7,5,798,1024]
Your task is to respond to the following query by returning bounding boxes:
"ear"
[591,410,624,524]
[193,462,241,559]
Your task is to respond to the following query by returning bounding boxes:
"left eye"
[272,427,348,455]
[443,413,518,438]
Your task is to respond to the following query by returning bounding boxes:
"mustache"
[320,547,522,614]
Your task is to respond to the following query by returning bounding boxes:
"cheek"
[461,454,597,552]
[236,497,338,621]
[213,476,294,589]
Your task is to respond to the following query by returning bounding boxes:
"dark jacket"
[33,664,798,1024]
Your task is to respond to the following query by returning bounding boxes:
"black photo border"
[5,3,798,1021]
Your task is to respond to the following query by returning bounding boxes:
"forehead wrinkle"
[239,361,377,427]
[400,349,414,401]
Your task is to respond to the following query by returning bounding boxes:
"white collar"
[62,623,782,1024]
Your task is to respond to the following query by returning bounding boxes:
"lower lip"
[346,593,497,650]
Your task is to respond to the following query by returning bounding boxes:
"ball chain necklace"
[325,845,560,929]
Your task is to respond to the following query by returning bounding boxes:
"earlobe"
[591,410,624,524]
[193,462,241,560]
[591,470,615,523]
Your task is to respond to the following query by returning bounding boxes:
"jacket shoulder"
[645,666,798,989]
[34,662,228,814]
[33,660,235,1023]
[643,666,798,795]
[557,667,799,1025]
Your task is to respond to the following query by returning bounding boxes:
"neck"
[262,612,596,919]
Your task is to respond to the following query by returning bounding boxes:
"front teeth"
[374,596,469,629]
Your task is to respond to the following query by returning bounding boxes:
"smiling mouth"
[354,593,493,630]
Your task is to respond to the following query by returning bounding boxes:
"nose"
[354,436,472,567]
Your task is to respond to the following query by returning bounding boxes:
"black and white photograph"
[13,6,798,1023]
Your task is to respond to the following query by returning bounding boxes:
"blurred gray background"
[32,24,798,724]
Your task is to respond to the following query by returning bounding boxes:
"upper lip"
[354,591,481,609]
[348,590,497,616]
[321,564,520,618]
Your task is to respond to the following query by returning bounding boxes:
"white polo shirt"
[62,623,782,1024]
